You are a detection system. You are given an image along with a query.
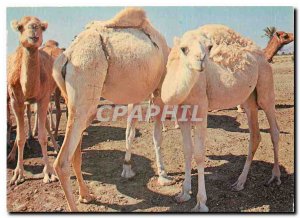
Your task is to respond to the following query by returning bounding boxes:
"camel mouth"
[29,36,39,43]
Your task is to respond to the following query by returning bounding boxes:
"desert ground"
[7,55,294,212]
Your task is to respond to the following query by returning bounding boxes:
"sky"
[6,6,294,54]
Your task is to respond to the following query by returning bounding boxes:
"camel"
[236,30,294,113]
[7,40,63,163]
[7,16,58,185]
[29,40,64,138]
[161,24,281,212]
[52,8,172,211]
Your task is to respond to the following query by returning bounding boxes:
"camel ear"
[11,20,23,32]
[41,21,48,31]
[173,36,180,46]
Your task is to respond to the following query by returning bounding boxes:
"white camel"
[52,8,172,211]
[161,24,280,212]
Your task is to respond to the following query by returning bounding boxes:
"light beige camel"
[52,8,172,211]
[7,16,58,185]
[161,24,280,212]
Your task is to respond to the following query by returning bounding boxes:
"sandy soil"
[7,55,294,212]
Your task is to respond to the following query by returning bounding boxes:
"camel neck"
[263,37,282,62]
[20,47,41,100]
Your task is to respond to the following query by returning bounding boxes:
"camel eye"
[283,34,289,40]
[181,47,189,55]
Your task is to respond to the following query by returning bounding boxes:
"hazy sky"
[6,7,294,54]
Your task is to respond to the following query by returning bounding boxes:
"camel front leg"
[152,97,173,186]
[10,99,26,185]
[26,104,34,139]
[191,107,209,212]
[121,104,137,178]
[33,103,38,136]
[175,120,192,203]
[45,117,60,153]
[37,98,57,183]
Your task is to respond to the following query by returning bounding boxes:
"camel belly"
[206,60,259,110]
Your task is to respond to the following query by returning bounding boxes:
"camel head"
[274,31,294,46]
[161,33,213,105]
[173,32,212,72]
[11,16,48,49]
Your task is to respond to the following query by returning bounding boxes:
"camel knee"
[194,153,205,166]
[53,158,70,178]
[16,137,26,147]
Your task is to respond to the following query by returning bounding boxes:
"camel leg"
[45,117,60,153]
[72,138,96,203]
[264,108,281,185]
[54,88,62,139]
[191,108,209,212]
[256,62,281,185]
[152,97,173,186]
[174,118,180,129]
[33,103,38,136]
[162,122,167,132]
[10,99,26,185]
[175,120,192,203]
[54,103,97,211]
[7,141,17,163]
[26,104,34,139]
[48,102,55,132]
[232,93,261,191]
[121,104,137,178]
[37,98,58,183]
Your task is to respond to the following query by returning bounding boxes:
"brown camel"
[8,16,58,185]
[236,30,294,112]
[29,40,64,139]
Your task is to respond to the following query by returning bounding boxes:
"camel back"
[198,24,263,73]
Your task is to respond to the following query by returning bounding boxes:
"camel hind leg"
[256,60,281,185]
[121,103,137,179]
[232,92,261,191]
[53,53,107,211]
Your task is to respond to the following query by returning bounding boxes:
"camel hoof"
[43,171,58,184]
[157,175,174,186]
[191,203,209,212]
[79,194,96,204]
[162,128,167,132]
[174,125,180,129]
[175,192,191,203]
[231,180,245,191]
[121,164,136,179]
[237,109,245,113]
[10,168,25,186]
[266,174,281,186]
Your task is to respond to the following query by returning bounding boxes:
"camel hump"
[105,7,147,28]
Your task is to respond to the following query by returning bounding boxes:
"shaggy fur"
[162,24,281,212]
[53,8,172,211]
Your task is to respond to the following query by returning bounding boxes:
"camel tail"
[53,53,68,104]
